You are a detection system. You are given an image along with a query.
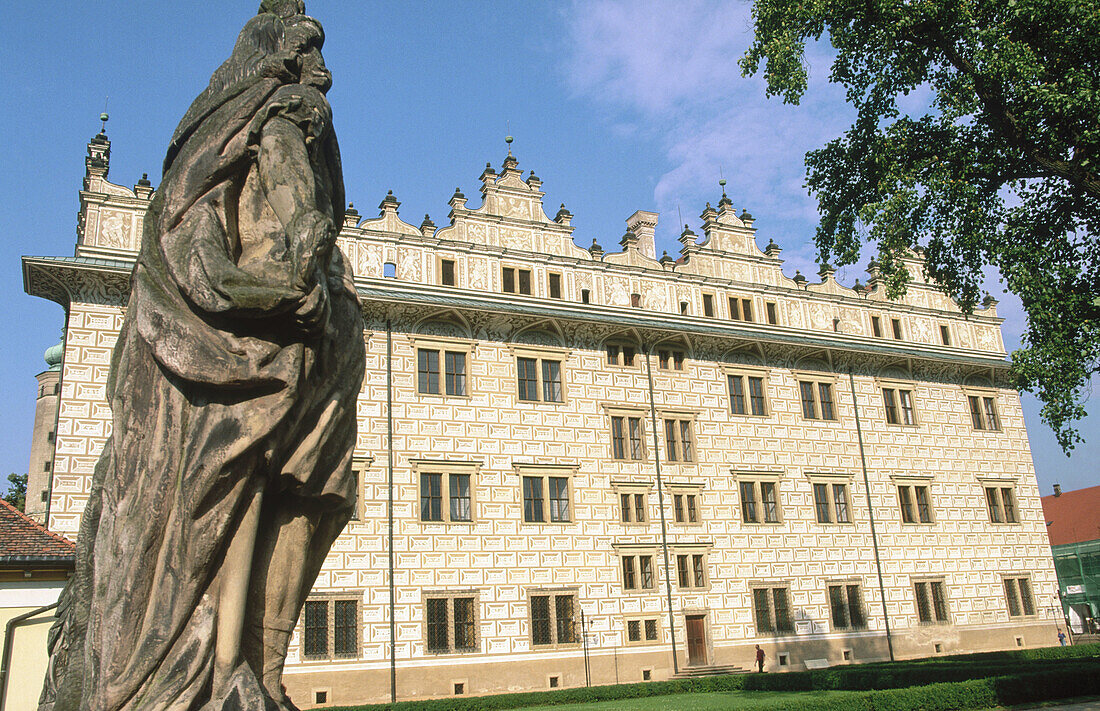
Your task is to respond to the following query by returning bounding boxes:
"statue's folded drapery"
[40,6,365,711]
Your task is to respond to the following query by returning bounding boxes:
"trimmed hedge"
[328,643,1100,711]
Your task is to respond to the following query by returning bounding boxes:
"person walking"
[755,644,766,672]
[1058,629,1067,646]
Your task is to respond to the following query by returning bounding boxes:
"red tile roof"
[1041,484,1100,547]
[0,497,75,565]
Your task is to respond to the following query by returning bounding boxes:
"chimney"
[625,210,658,260]
[1053,483,1062,497]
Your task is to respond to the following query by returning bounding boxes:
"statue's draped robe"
[40,17,365,710]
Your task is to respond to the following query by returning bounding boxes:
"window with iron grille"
[729,373,768,416]
[1003,577,1035,617]
[828,584,866,630]
[302,597,360,660]
[898,484,933,523]
[611,415,646,461]
[522,475,571,523]
[752,587,794,633]
[739,480,781,524]
[882,387,917,425]
[799,380,837,420]
[812,482,852,523]
[625,617,660,644]
[663,418,694,462]
[424,594,478,654]
[984,486,1019,524]
[516,357,563,403]
[530,591,579,647]
[914,580,950,624]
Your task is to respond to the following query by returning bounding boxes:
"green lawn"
[519,690,852,711]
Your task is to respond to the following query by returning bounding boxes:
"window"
[44,461,52,472]
[752,587,794,633]
[728,296,754,322]
[619,491,648,523]
[302,597,360,659]
[620,554,656,591]
[680,301,689,315]
[631,293,641,307]
[914,580,950,624]
[675,553,707,589]
[502,266,532,295]
[548,272,562,299]
[812,481,851,523]
[882,387,916,425]
[968,394,1001,431]
[729,373,767,416]
[799,380,837,420]
[47,430,55,444]
[663,418,694,462]
[581,288,590,304]
[425,594,478,653]
[672,492,700,524]
[517,357,563,402]
[420,472,474,523]
[891,318,903,340]
[702,293,715,317]
[417,348,467,396]
[739,479,781,523]
[984,485,1018,524]
[522,474,571,523]
[766,302,778,325]
[625,618,660,645]
[383,261,397,278]
[1003,577,1035,617]
[897,484,933,523]
[440,259,456,286]
[828,584,866,630]
[610,415,646,461]
[606,344,638,367]
[871,316,882,337]
[530,591,578,646]
[657,348,686,371]
[939,324,951,345]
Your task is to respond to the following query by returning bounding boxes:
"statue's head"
[258,0,305,19]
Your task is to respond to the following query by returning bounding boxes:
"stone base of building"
[283,620,1058,708]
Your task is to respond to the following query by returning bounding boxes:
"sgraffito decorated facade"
[22,131,1059,707]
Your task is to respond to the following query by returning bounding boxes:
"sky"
[0,1,1095,496]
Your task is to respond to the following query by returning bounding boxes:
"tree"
[3,473,27,512]
[741,0,1099,450]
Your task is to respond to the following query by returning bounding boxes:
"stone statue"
[40,2,365,709]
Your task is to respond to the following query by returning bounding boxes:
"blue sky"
[0,1,1095,495]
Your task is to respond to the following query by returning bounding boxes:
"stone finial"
[793,270,807,287]
[449,187,467,210]
[554,203,573,227]
[342,202,360,229]
[619,230,639,250]
[700,202,718,225]
[525,170,541,190]
[740,208,755,227]
[818,262,836,280]
[480,162,497,183]
[679,224,697,248]
[659,251,675,267]
[378,190,400,214]
[588,238,604,259]
[981,294,999,315]
[420,213,436,237]
[625,210,658,260]
[764,238,781,258]
[501,153,520,175]
[85,123,111,186]
[134,172,154,200]
[853,279,867,297]
[718,178,733,210]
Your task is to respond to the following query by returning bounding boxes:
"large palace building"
[21,130,1059,708]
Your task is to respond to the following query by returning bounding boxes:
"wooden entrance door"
[686,615,707,666]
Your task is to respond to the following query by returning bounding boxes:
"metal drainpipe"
[0,601,59,711]
[386,321,397,703]
[848,369,895,662]
[644,344,679,674]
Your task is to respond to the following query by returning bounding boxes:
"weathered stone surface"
[39,2,365,709]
